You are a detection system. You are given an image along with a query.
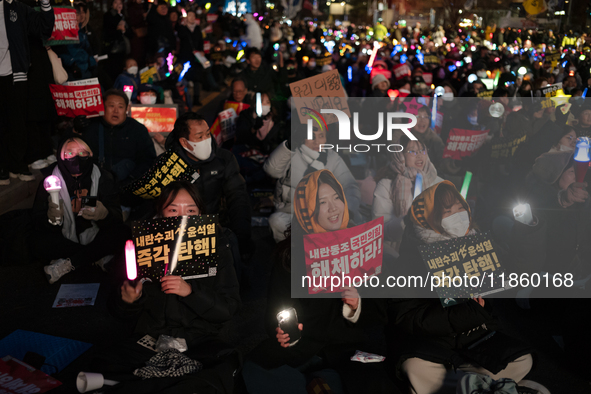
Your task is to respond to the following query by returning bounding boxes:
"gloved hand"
[73,115,90,134]
[82,200,109,221]
[47,196,63,225]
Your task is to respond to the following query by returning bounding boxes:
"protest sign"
[443,128,489,160]
[424,55,440,66]
[290,69,350,125]
[132,215,219,281]
[140,66,159,83]
[43,7,79,46]
[210,108,238,146]
[303,217,383,294]
[392,63,411,80]
[477,90,493,99]
[491,135,527,159]
[222,100,250,115]
[67,77,99,87]
[52,283,100,308]
[0,356,62,394]
[124,150,198,199]
[49,83,104,118]
[418,232,509,307]
[540,83,563,108]
[130,105,178,133]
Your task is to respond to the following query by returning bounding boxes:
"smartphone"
[81,196,97,207]
[277,307,301,346]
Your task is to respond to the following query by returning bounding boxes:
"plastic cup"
[76,372,104,393]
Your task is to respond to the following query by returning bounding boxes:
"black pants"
[90,335,239,394]
[0,75,28,173]
[32,223,131,268]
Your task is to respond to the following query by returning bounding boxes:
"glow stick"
[123,85,133,101]
[125,240,137,281]
[431,95,437,129]
[256,92,262,117]
[574,137,591,184]
[413,173,423,199]
[460,171,472,199]
[367,41,380,68]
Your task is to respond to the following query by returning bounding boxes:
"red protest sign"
[49,84,104,118]
[393,63,411,80]
[0,356,62,393]
[130,105,178,132]
[443,128,489,160]
[45,7,79,46]
[303,217,384,294]
[206,13,218,23]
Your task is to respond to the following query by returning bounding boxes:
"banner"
[491,135,527,159]
[423,55,440,65]
[418,232,510,307]
[210,108,238,146]
[443,128,489,160]
[392,63,411,80]
[124,150,199,199]
[0,356,62,394]
[540,83,563,108]
[304,217,384,294]
[290,69,350,125]
[132,215,219,281]
[130,105,178,133]
[44,7,79,46]
[49,83,104,118]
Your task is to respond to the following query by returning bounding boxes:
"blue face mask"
[467,115,478,125]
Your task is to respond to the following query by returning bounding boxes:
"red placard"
[130,105,177,133]
[393,63,411,80]
[46,7,79,45]
[303,217,384,294]
[49,84,104,117]
[0,356,62,394]
[443,128,490,160]
[206,13,218,23]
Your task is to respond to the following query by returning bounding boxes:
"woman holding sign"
[388,181,537,394]
[98,181,241,393]
[243,170,398,394]
[372,136,443,255]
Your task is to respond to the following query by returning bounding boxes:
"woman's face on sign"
[316,183,345,232]
[162,189,200,217]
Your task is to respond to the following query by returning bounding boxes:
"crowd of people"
[1,0,591,392]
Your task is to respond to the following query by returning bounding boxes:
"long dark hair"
[374,136,427,183]
[154,181,206,217]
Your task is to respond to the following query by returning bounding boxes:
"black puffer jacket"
[165,135,252,253]
[111,226,240,347]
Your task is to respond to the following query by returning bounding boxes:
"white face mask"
[183,137,212,161]
[442,92,454,101]
[558,144,574,152]
[127,66,138,76]
[140,95,157,105]
[261,105,271,116]
[504,65,511,72]
[441,211,470,237]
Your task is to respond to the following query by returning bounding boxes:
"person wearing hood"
[31,136,128,284]
[372,136,444,255]
[241,14,263,49]
[165,112,252,258]
[137,83,162,104]
[387,181,536,394]
[263,125,361,243]
[82,90,157,184]
[112,58,140,102]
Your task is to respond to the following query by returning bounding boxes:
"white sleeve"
[343,298,362,323]
[263,140,292,179]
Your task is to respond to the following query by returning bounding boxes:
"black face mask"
[62,156,91,175]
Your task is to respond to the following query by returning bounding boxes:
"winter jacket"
[165,135,252,253]
[263,141,361,216]
[110,226,240,347]
[84,117,157,182]
[2,0,54,82]
[58,27,97,80]
[237,61,281,94]
[235,107,281,155]
[146,6,176,54]
[177,23,203,63]
[112,71,140,102]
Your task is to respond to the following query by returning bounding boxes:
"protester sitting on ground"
[237,47,283,94]
[216,78,251,116]
[243,170,398,394]
[137,83,162,104]
[81,89,157,184]
[31,136,129,284]
[112,57,140,102]
[165,112,253,259]
[410,105,445,172]
[263,125,361,242]
[388,181,536,394]
[91,181,241,393]
[372,136,443,255]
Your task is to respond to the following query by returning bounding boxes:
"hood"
[532,151,573,185]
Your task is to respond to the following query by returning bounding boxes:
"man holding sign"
[0,0,54,184]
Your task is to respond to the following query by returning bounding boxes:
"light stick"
[125,240,137,281]
[123,85,133,102]
[44,175,62,206]
[460,171,472,199]
[367,41,380,69]
[574,137,591,184]
[256,92,262,117]
[413,173,423,200]
[431,94,438,129]
[513,203,533,225]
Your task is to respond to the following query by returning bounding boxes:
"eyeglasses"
[416,115,430,119]
[64,150,90,158]
[407,150,427,156]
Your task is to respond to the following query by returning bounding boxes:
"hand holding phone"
[276,308,302,347]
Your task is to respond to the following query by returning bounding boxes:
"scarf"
[293,169,349,234]
[388,150,438,217]
[300,144,328,176]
